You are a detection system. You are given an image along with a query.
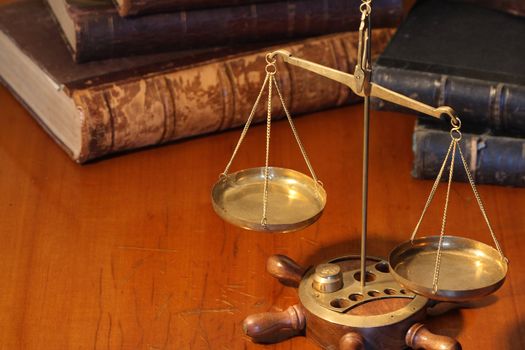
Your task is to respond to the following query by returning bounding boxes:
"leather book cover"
[371,0,525,135]
[412,119,525,187]
[0,0,395,163]
[114,0,278,17]
[49,0,402,62]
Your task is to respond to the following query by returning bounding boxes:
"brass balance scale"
[211,1,509,349]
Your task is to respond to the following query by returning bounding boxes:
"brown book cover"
[114,0,278,17]
[0,0,394,163]
[46,0,402,62]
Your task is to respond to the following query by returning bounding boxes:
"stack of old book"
[0,0,402,163]
[372,0,525,187]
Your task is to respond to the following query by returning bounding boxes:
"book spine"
[70,29,392,162]
[412,123,525,187]
[72,0,402,62]
[116,0,278,17]
[371,65,525,135]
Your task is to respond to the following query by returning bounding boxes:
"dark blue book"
[371,0,525,136]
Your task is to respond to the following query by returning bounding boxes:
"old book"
[371,0,525,136]
[47,0,402,62]
[0,0,394,163]
[412,119,525,187]
[114,0,277,17]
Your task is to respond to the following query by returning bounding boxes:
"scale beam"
[268,50,459,125]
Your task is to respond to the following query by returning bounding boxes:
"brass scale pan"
[389,236,508,302]
[212,167,326,233]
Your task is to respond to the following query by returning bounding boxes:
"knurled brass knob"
[312,263,343,293]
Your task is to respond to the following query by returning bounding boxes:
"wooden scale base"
[243,255,461,350]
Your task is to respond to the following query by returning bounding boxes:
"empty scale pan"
[212,167,326,233]
[389,236,508,302]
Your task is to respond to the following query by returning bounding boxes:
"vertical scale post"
[359,10,372,290]
[361,102,369,289]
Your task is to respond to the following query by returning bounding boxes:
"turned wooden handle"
[243,304,305,343]
[266,255,306,288]
[339,332,365,350]
[406,323,462,350]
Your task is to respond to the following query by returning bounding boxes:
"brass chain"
[432,139,457,293]
[410,139,455,242]
[457,145,508,262]
[272,74,322,186]
[221,73,269,177]
[261,57,276,227]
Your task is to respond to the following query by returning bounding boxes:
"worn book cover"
[371,0,525,135]
[412,119,525,187]
[46,0,403,62]
[114,0,278,17]
[0,0,394,163]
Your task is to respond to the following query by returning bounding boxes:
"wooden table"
[1,84,524,349]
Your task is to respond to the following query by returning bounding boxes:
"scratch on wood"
[225,287,258,300]
[120,258,145,286]
[254,299,266,307]
[164,206,170,239]
[300,236,320,246]
[107,313,112,350]
[94,268,103,350]
[117,246,178,253]
[190,268,209,348]
[161,312,172,350]
[219,226,227,255]
[133,287,144,348]
[118,320,124,350]
[41,263,51,303]
[197,323,210,348]
[232,235,239,257]
[110,253,117,290]
[271,306,284,312]
[255,243,270,258]
[150,276,155,305]
[176,307,238,316]
[177,313,191,326]
[155,293,174,320]
[218,299,235,307]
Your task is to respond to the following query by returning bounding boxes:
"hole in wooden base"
[367,290,381,297]
[349,293,364,302]
[330,298,351,308]
[353,271,376,282]
[375,262,390,273]
[384,288,397,295]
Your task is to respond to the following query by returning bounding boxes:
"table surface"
[1,83,524,349]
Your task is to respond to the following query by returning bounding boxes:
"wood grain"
[1,83,524,349]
